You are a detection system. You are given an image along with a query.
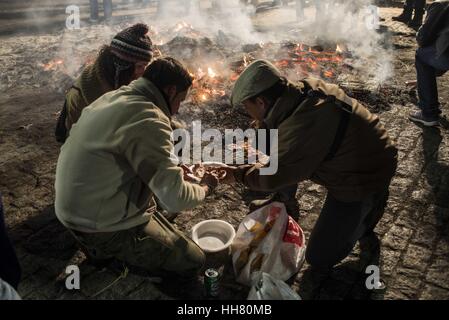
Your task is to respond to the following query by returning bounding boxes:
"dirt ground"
[1,2,448,300]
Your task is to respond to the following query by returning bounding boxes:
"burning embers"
[40,59,64,72]
[188,42,349,104]
[190,66,228,103]
[273,43,346,81]
[36,22,352,106]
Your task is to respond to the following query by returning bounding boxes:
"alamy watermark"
[365,265,384,290]
[365,5,380,31]
[65,265,80,290]
[171,121,279,175]
[66,5,80,30]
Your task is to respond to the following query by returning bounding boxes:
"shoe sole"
[409,116,440,127]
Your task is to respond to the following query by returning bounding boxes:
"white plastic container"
[191,220,236,253]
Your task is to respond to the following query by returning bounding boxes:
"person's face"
[242,97,268,122]
[133,61,149,80]
[166,86,190,115]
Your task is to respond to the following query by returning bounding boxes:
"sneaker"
[392,13,411,23]
[409,111,440,127]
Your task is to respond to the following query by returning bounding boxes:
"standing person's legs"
[90,0,100,20]
[296,0,305,20]
[70,211,205,278]
[412,0,426,20]
[411,46,449,125]
[305,189,389,270]
[103,0,113,21]
[392,0,413,22]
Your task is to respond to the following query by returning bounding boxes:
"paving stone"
[434,238,449,258]
[410,224,440,248]
[419,284,449,300]
[401,244,432,273]
[18,268,54,298]
[80,270,125,298]
[382,225,414,251]
[381,249,402,277]
[95,273,146,300]
[390,268,423,299]
[426,259,449,290]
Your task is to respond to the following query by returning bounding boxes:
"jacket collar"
[129,78,172,119]
[264,82,306,129]
[78,61,113,106]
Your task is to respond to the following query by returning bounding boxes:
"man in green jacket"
[55,57,218,278]
[227,60,398,271]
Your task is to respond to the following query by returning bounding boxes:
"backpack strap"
[301,82,353,162]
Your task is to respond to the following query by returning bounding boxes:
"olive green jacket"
[237,79,398,202]
[55,78,206,233]
[65,61,113,131]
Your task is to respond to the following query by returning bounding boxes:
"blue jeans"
[416,46,449,118]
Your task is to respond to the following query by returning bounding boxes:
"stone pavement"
[0,6,448,300]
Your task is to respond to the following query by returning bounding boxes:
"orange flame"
[42,59,64,71]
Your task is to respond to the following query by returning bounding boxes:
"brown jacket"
[237,79,398,202]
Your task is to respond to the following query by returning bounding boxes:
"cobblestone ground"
[0,5,448,300]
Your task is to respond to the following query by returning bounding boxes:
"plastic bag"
[232,202,306,286]
[247,272,301,300]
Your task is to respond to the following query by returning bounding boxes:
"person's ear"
[255,97,267,111]
[167,85,177,101]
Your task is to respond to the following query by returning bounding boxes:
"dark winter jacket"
[417,0,449,57]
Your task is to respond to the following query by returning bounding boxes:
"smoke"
[141,0,392,86]
[290,0,392,84]
[151,0,262,44]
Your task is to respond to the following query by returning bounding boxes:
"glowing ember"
[177,38,347,105]
[207,67,217,78]
[190,66,228,104]
[271,43,346,81]
[41,59,64,71]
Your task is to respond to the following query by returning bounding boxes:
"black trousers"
[305,188,389,270]
[403,0,426,16]
[0,194,21,290]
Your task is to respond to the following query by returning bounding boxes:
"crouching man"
[226,60,398,271]
[55,57,218,278]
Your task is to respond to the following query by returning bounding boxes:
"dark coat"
[417,0,449,57]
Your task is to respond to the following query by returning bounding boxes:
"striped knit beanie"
[110,23,153,63]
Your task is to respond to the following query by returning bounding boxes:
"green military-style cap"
[231,59,282,107]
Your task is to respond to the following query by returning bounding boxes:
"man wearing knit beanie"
[55,23,154,143]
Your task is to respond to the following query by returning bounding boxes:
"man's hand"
[181,164,200,183]
[200,172,219,196]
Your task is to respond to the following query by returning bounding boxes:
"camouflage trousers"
[69,211,205,278]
